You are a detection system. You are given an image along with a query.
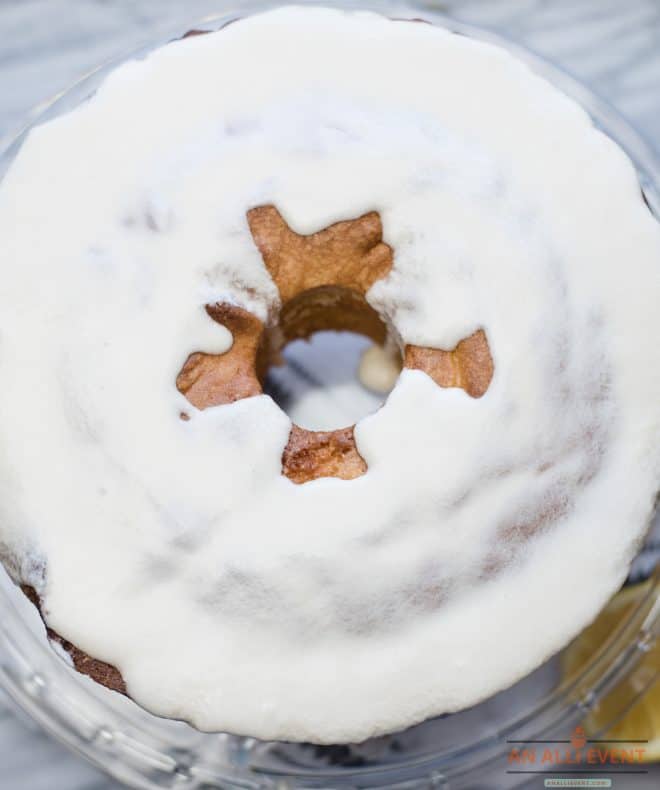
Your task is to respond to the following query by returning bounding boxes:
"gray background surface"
[0,1,658,788]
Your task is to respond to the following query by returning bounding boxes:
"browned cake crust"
[283,425,367,484]
[177,303,264,408]
[247,205,393,303]
[21,585,126,694]
[404,330,494,399]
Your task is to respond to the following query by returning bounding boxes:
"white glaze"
[0,6,658,744]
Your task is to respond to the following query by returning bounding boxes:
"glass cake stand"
[0,2,658,788]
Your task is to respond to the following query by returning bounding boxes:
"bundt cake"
[0,6,658,744]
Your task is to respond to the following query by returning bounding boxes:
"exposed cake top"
[0,5,658,743]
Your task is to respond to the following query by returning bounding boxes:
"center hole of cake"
[263,331,398,431]
[260,286,402,431]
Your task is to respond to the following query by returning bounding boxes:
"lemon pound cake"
[0,6,658,744]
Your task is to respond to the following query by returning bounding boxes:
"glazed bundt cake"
[0,6,658,744]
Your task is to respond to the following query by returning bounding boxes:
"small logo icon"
[571,726,587,751]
